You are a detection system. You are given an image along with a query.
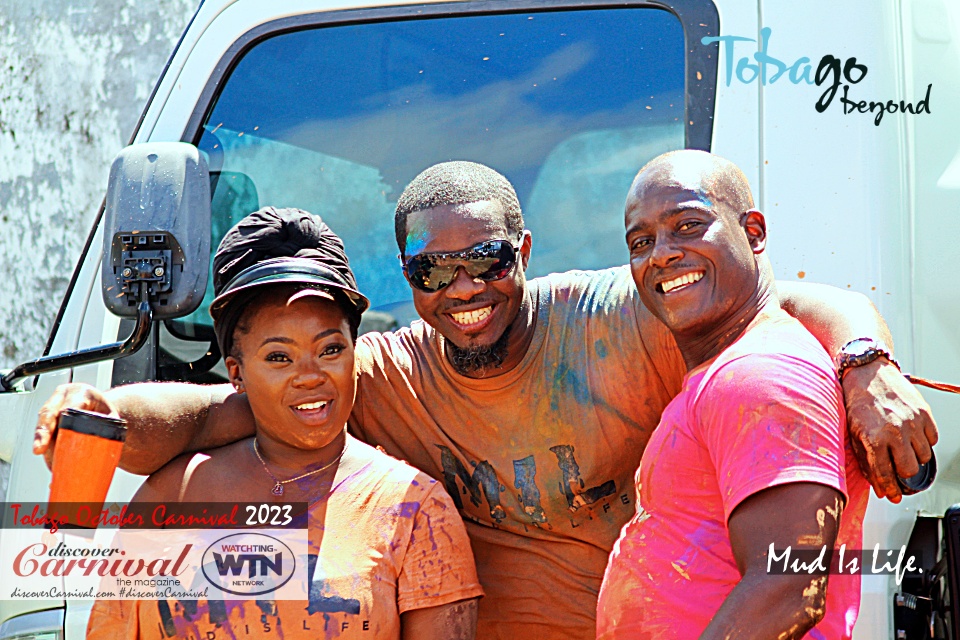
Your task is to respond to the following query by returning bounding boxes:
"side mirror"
[1,143,211,391]
[102,142,211,318]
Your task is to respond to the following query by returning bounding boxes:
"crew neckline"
[683,307,792,382]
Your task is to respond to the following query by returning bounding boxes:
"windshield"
[199,6,684,322]
[156,6,688,381]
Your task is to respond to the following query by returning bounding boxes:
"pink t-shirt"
[596,313,870,639]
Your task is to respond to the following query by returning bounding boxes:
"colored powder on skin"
[405,224,431,257]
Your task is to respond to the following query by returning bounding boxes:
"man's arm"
[401,599,478,640]
[778,280,894,354]
[33,382,255,475]
[699,483,843,640]
[778,280,938,503]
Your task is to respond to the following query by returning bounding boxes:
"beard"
[448,324,512,376]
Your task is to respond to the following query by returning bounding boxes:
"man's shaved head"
[627,150,754,222]
[623,149,774,368]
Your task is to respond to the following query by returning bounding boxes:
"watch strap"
[836,338,899,382]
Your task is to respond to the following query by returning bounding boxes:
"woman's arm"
[401,598,479,640]
[396,479,484,639]
[779,280,938,503]
[86,455,199,639]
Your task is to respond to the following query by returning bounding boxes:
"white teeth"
[661,272,704,293]
[450,306,493,326]
[295,401,328,411]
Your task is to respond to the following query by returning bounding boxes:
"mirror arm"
[0,299,154,392]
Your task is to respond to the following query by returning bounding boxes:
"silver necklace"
[252,437,347,496]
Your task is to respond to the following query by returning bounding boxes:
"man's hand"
[35,381,250,475]
[842,359,938,503]
[33,383,120,470]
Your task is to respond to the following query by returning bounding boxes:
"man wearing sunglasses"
[399,234,527,375]
[35,164,937,639]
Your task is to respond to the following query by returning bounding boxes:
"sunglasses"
[402,238,522,292]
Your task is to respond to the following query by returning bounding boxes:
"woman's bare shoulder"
[134,439,252,502]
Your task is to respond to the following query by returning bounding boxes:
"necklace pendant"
[272,482,284,496]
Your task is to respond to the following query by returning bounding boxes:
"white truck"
[0,0,958,637]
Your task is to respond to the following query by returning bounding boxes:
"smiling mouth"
[292,400,331,421]
[657,271,704,294]
[448,305,494,329]
[295,401,328,411]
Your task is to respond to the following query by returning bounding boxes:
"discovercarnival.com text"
[9,585,209,599]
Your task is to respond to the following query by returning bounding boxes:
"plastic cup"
[48,408,127,527]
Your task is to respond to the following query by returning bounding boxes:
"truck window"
[158,7,695,382]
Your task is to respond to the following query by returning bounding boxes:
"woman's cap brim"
[209,258,370,321]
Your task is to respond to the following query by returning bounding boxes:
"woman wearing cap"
[87,208,482,639]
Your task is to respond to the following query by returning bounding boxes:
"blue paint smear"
[550,363,591,411]
[308,594,361,615]
[405,226,430,257]
[594,339,608,359]
[306,555,362,615]
[388,501,420,517]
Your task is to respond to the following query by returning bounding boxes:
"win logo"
[202,533,297,597]
[213,551,283,577]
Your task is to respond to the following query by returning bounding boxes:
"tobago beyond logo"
[702,28,932,126]
[202,532,297,597]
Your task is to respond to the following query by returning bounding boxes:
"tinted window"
[161,7,686,380]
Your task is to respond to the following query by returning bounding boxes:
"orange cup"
[49,408,127,527]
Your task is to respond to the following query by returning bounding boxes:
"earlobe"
[224,357,245,394]
[742,210,767,254]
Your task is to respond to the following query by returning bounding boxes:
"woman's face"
[225,291,356,451]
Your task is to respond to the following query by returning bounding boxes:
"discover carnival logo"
[1,521,308,601]
[702,28,932,125]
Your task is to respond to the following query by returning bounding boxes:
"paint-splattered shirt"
[596,312,870,640]
[350,266,685,639]
[86,440,483,639]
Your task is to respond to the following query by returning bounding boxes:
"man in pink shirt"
[597,150,871,639]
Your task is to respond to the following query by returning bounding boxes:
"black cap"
[209,207,369,356]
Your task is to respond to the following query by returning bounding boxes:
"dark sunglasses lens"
[465,242,516,281]
[406,256,453,291]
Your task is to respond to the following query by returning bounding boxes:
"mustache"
[442,296,500,310]
[650,262,701,276]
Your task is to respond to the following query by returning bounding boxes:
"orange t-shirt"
[86,440,483,639]
[350,267,684,639]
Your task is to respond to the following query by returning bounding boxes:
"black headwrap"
[211,206,364,356]
[213,207,357,294]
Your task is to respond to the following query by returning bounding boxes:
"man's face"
[624,179,762,338]
[403,200,530,354]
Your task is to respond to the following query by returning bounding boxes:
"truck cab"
[1,0,958,637]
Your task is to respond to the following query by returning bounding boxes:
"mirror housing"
[102,142,211,319]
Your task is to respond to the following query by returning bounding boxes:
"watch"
[835,337,899,382]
